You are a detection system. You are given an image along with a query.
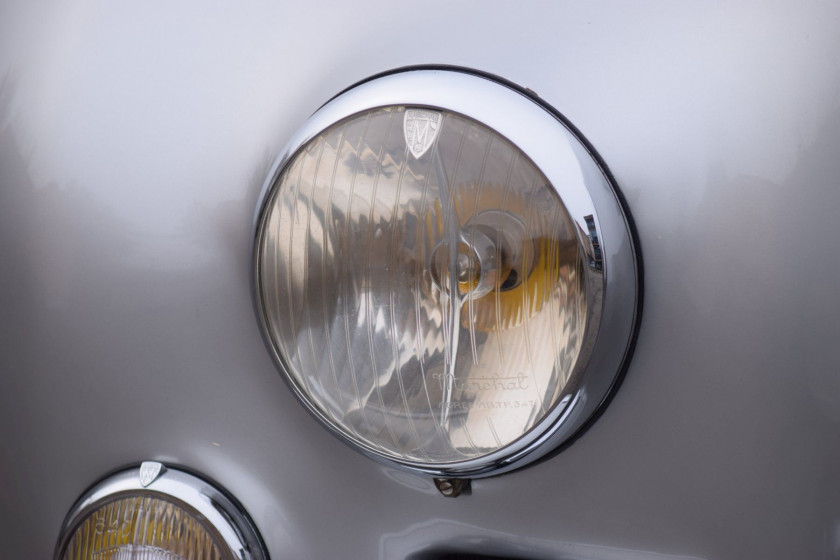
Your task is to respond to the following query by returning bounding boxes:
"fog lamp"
[254,69,638,477]
[55,463,266,560]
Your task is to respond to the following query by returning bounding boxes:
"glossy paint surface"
[2,1,840,559]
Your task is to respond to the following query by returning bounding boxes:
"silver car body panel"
[1,1,840,558]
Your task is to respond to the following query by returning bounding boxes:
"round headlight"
[254,69,638,477]
[55,463,266,560]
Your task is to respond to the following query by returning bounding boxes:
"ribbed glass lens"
[258,106,587,465]
[61,494,231,560]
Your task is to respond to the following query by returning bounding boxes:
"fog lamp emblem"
[138,460,164,487]
[404,108,442,158]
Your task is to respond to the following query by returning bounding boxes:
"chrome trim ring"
[252,68,639,478]
[55,463,267,560]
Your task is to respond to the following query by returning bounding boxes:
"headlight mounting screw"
[434,477,470,498]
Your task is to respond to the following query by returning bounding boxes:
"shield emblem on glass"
[403,108,442,158]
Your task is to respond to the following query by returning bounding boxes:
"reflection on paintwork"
[381,519,709,560]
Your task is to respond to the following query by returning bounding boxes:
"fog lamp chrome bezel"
[54,462,267,560]
[252,68,639,478]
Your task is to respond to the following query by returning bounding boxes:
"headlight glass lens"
[258,106,587,465]
[61,494,230,560]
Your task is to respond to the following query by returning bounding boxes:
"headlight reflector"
[254,70,638,477]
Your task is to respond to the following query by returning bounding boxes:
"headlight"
[254,69,639,477]
[55,462,266,560]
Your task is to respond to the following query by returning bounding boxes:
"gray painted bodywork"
[1,1,839,558]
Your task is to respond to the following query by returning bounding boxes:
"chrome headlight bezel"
[252,68,640,478]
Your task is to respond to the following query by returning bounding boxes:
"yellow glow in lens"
[61,494,231,560]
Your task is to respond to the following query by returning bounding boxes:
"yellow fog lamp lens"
[61,495,227,560]
[56,463,266,560]
[254,70,639,477]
